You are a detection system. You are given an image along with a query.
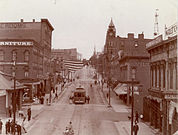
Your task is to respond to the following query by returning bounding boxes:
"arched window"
[12,51,17,61]
[0,50,4,61]
[24,51,30,62]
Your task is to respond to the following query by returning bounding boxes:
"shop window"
[0,50,4,61]
[24,51,30,62]
[12,51,17,61]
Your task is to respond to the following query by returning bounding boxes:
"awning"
[0,73,26,90]
[169,101,178,124]
[114,83,128,95]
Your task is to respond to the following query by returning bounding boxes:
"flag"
[63,59,83,72]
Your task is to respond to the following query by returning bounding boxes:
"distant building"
[0,19,54,98]
[51,48,78,61]
[145,23,177,135]
[103,19,152,114]
[51,48,83,81]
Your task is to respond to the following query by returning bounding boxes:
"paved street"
[26,67,122,135]
[0,66,160,135]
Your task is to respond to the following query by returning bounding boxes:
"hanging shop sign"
[0,41,33,46]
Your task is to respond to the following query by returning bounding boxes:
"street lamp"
[131,67,136,135]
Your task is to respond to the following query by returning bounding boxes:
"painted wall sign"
[165,23,177,39]
[165,94,178,100]
[0,23,26,29]
[146,35,163,49]
[0,41,33,46]
[0,62,28,65]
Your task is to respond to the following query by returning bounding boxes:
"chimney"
[128,33,134,39]
[32,19,35,22]
[138,33,144,39]
[20,19,23,22]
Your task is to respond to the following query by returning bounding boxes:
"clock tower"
[106,18,116,39]
[105,18,116,54]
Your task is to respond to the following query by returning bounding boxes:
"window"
[12,71,15,77]
[24,51,29,62]
[155,67,157,87]
[0,51,4,61]
[151,67,153,87]
[0,66,3,71]
[170,64,173,89]
[12,51,17,61]
[25,71,29,78]
[163,65,165,88]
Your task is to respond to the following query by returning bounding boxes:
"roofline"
[146,35,177,51]
[41,19,54,31]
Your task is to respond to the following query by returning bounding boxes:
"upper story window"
[24,51,30,62]
[0,50,4,61]
[12,51,17,61]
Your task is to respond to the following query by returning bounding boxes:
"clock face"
[109,32,113,36]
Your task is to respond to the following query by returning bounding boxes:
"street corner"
[114,121,159,135]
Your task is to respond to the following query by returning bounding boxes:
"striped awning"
[63,59,83,72]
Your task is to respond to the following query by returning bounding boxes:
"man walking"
[0,119,3,134]
[88,96,90,104]
[133,122,139,135]
[27,107,31,121]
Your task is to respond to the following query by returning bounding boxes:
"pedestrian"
[107,93,109,99]
[16,124,22,135]
[9,106,12,117]
[27,107,31,121]
[6,119,10,134]
[88,96,90,104]
[135,111,139,123]
[133,122,139,135]
[0,119,3,134]
[5,120,9,134]
[21,118,27,134]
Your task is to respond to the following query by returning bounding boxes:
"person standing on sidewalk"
[135,111,139,123]
[27,107,31,121]
[0,119,3,134]
[133,122,139,135]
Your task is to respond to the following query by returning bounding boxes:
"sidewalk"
[99,82,160,135]
[0,82,71,134]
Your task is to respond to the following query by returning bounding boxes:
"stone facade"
[145,34,178,135]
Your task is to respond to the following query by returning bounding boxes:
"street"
[26,67,129,135]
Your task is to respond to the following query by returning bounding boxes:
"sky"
[0,0,177,59]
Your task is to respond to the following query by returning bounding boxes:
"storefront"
[0,73,24,117]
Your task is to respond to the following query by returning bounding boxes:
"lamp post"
[13,60,16,135]
[131,68,136,135]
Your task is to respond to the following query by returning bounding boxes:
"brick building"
[145,23,177,135]
[51,48,78,61]
[102,19,152,114]
[0,19,54,99]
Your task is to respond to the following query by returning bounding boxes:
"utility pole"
[13,60,16,135]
